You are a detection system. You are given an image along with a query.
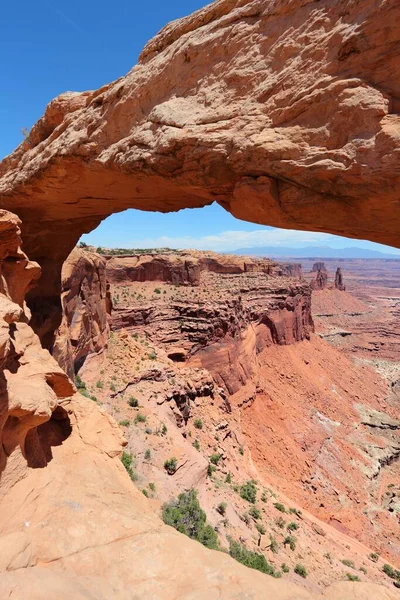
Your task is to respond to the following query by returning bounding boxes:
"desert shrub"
[261,491,268,503]
[289,507,302,517]
[368,552,379,563]
[283,535,297,551]
[209,453,222,466]
[249,506,261,520]
[345,573,360,582]
[162,489,218,550]
[119,419,130,427]
[274,502,286,513]
[359,567,367,575]
[144,449,151,460]
[242,512,251,526]
[121,451,137,481]
[294,564,307,578]
[207,463,216,477]
[135,413,147,424]
[142,489,149,497]
[110,383,116,392]
[154,288,161,294]
[229,539,277,576]
[382,564,400,582]
[148,351,157,360]
[225,472,232,484]
[341,559,355,569]
[276,517,286,529]
[96,380,103,389]
[149,482,156,492]
[217,502,227,516]
[239,446,244,455]
[161,423,168,435]
[164,457,178,474]
[269,535,279,554]
[256,523,266,535]
[192,439,200,451]
[287,521,299,531]
[240,480,257,504]
[194,418,203,430]
[75,375,86,391]
[281,563,290,573]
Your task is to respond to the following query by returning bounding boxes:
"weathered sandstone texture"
[53,247,111,378]
[1,0,400,345]
[335,267,346,291]
[2,214,396,599]
[107,251,313,393]
[311,269,328,291]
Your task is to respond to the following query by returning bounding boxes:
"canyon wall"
[0,0,399,348]
[53,248,111,378]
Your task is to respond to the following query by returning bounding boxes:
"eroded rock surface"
[0,0,400,345]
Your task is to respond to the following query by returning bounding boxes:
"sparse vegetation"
[75,374,86,391]
[341,559,355,569]
[142,489,149,497]
[149,482,156,492]
[345,573,360,582]
[121,451,137,481]
[217,502,227,516]
[164,457,178,474]
[287,521,299,531]
[382,563,400,585]
[225,472,232,484]
[273,502,286,513]
[289,507,302,517]
[154,288,161,294]
[194,418,203,430]
[148,350,157,360]
[119,419,130,427]
[134,413,147,424]
[294,564,307,578]
[269,535,279,554]
[96,380,104,390]
[281,563,290,573]
[368,552,379,563]
[283,535,296,551]
[192,439,200,451]
[209,453,222,466]
[207,463,216,477]
[162,489,218,550]
[229,539,278,577]
[240,480,257,504]
[276,517,286,529]
[144,449,151,460]
[256,522,266,535]
[249,506,261,520]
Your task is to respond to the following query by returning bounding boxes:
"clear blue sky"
[2,1,399,255]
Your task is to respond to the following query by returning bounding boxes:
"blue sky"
[2,1,399,255]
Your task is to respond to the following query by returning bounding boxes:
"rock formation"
[53,248,111,377]
[1,0,400,347]
[311,263,327,273]
[335,268,346,291]
[311,269,328,291]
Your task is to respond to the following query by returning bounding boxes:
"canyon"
[0,0,400,597]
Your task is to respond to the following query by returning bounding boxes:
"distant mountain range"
[228,246,400,259]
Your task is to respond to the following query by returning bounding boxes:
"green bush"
[192,439,200,451]
[110,383,116,392]
[283,535,296,551]
[289,507,302,517]
[121,451,137,481]
[194,418,203,430]
[281,563,290,573]
[256,522,266,535]
[294,564,307,578]
[207,463,216,477]
[368,552,379,563]
[276,517,286,529]
[209,453,222,466]
[164,457,178,474]
[240,480,257,504]
[382,564,400,581]
[144,449,151,460]
[148,351,157,360]
[269,535,279,554]
[225,472,232,484]
[274,502,286,513]
[287,521,299,531]
[229,539,277,576]
[217,502,227,516]
[341,559,355,569]
[96,380,103,389]
[142,489,149,497]
[119,419,130,427]
[135,413,147,424]
[162,489,218,550]
[75,375,86,391]
[249,506,261,520]
[154,288,162,294]
[345,573,360,582]
[149,482,156,492]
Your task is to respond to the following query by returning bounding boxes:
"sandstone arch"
[1,0,399,343]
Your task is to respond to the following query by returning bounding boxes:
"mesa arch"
[0,0,399,347]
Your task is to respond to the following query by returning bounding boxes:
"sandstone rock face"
[107,250,313,393]
[335,267,346,291]
[2,213,395,600]
[312,269,329,291]
[1,0,400,343]
[53,247,111,378]
[311,263,327,274]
